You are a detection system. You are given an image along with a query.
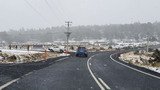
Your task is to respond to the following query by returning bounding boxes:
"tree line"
[0,22,160,43]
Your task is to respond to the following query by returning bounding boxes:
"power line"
[45,0,75,25]
[49,0,69,21]
[56,0,73,20]
[44,0,64,24]
[55,0,77,24]
[52,0,68,18]
[23,0,51,25]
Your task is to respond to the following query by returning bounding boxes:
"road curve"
[3,51,160,90]
[3,52,100,90]
[89,52,160,90]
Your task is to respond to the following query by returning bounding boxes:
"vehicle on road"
[75,47,88,57]
[48,46,64,53]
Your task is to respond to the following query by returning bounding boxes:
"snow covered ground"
[0,49,71,64]
[119,52,160,74]
[0,56,3,60]
[58,53,70,56]
[147,67,160,73]
[1,49,43,55]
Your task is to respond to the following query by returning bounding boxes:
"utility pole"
[65,21,72,52]
[146,36,149,53]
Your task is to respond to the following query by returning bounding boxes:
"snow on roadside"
[58,53,70,57]
[145,66,160,73]
[0,49,45,63]
[0,49,70,64]
[1,49,43,55]
[119,52,160,74]
[0,56,3,60]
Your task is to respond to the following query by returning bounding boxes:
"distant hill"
[0,22,160,43]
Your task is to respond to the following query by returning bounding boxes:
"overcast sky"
[0,0,160,31]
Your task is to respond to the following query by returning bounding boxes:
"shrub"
[108,46,112,49]
[3,53,9,57]
[100,47,105,50]
[134,50,139,55]
[7,55,17,62]
[148,48,154,52]
[0,53,3,56]
[152,49,160,62]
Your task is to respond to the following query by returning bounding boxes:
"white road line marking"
[110,53,160,80]
[55,57,69,62]
[0,57,69,90]
[87,55,106,90]
[25,72,33,76]
[0,78,19,90]
[98,78,111,90]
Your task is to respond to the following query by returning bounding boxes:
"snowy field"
[0,49,43,55]
[119,52,160,74]
[0,49,70,63]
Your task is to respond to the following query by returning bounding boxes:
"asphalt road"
[1,51,160,90]
[0,56,66,87]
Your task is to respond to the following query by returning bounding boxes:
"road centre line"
[55,57,69,62]
[87,54,111,90]
[98,78,111,90]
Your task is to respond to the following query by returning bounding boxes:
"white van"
[48,46,64,53]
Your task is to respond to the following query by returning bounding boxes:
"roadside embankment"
[0,49,69,64]
[119,51,160,73]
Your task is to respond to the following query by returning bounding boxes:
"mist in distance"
[0,0,160,31]
[0,22,159,43]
